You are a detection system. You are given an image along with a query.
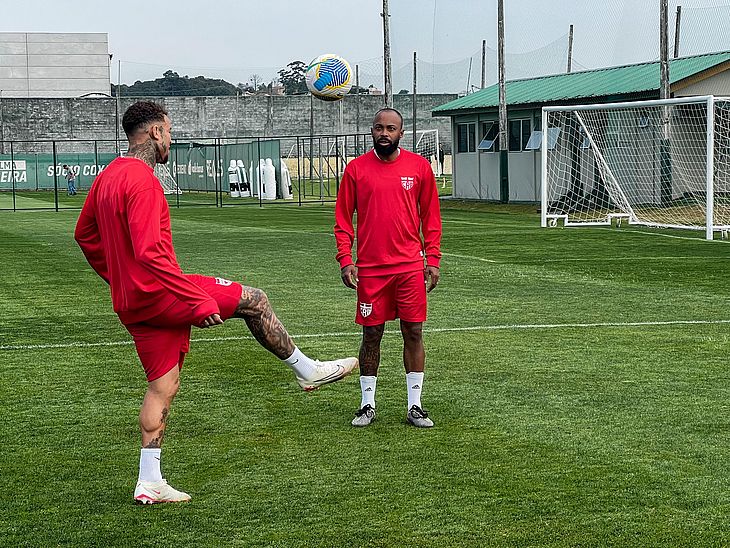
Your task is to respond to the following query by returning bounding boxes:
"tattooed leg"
[359,324,385,376]
[139,366,180,448]
[233,286,295,359]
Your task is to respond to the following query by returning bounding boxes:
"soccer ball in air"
[305,54,353,101]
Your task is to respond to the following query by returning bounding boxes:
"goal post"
[402,129,440,174]
[541,96,730,240]
[154,163,182,195]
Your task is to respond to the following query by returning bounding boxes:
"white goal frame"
[154,163,183,195]
[541,96,730,240]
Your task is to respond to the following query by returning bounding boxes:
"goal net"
[542,96,730,240]
[402,129,440,175]
[154,163,182,195]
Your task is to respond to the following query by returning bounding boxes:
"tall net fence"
[115,2,730,96]
[543,97,730,239]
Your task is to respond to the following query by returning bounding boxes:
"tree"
[277,61,308,95]
[250,74,262,91]
[112,71,239,97]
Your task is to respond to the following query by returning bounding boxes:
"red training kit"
[334,148,442,276]
[74,157,219,325]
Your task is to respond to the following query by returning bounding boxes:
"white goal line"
[3,319,730,352]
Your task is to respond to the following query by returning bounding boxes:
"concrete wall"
[0,33,110,98]
[0,93,456,151]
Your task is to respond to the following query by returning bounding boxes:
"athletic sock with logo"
[406,371,424,409]
[138,448,163,483]
[283,346,317,380]
[360,375,377,408]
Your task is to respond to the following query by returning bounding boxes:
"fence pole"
[10,141,16,211]
[52,140,59,212]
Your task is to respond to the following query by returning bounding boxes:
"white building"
[0,33,110,98]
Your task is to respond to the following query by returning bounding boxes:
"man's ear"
[148,123,163,141]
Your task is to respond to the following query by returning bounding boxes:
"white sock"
[283,346,317,379]
[406,372,424,409]
[138,448,163,483]
[360,375,377,408]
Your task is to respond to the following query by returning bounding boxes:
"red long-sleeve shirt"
[334,148,442,276]
[74,157,219,325]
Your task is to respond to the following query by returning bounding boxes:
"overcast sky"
[2,0,729,87]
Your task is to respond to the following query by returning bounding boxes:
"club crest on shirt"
[215,277,233,286]
[359,302,373,318]
[401,176,415,190]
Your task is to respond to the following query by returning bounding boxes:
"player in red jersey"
[75,101,357,504]
[334,108,442,428]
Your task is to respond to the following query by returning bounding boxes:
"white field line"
[3,319,730,352]
[623,230,730,243]
[442,252,498,263]
[539,256,727,262]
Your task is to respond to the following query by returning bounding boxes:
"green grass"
[1,202,730,547]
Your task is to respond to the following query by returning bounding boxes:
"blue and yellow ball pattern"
[305,54,353,102]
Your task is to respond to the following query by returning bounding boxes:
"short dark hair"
[122,101,168,137]
[373,107,403,129]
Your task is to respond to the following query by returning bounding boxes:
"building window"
[524,127,562,150]
[457,123,476,153]
[478,121,499,152]
[509,119,532,152]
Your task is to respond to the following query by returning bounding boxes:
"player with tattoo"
[75,101,357,504]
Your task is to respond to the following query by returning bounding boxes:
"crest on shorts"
[401,176,414,190]
[359,302,373,318]
[215,277,233,286]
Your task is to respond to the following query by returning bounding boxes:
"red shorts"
[356,270,427,326]
[124,274,242,382]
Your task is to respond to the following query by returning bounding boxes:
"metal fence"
[0,131,449,211]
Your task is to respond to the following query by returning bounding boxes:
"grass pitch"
[1,201,730,547]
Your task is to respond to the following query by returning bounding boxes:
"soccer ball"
[305,54,353,102]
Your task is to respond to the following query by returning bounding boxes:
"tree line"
[112,62,376,97]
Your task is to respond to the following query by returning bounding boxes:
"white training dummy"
[279,158,293,200]
[263,158,277,200]
[249,161,257,197]
[256,159,266,198]
[237,159,250,197]
[227,159,240,198]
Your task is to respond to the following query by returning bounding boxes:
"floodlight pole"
[567,24,574,73]
[498,0,509,203]
[116,59,121,156]
[412,51,417,151]
[355,64,360,135]
[481,39,486,88]
[674,5,682,58]
[660,0,672,205]
[382,0,393,107]
[660,0,670,102]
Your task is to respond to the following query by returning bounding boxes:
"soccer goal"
[542,96,730,240]
[402,129,440,174]
[154,163,183,195]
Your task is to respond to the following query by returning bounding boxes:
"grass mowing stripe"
[4,318,730,351]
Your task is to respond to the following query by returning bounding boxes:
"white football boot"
[351,404,376,427]
[134,479,191,504]
[406,405,434,428]
[296,357,359,391]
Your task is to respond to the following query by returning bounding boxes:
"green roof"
[432,51,730,115]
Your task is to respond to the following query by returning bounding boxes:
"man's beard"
[373,137,399,157]
[155,144,169,164]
